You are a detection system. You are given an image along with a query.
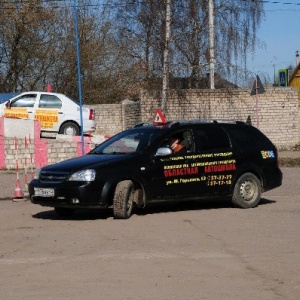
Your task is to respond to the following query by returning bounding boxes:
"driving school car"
[0,91,95,136]
[29,119,282,219]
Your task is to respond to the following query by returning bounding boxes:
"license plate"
[34,187,55,197]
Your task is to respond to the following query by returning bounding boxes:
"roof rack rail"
[133,122,148,128]
[133,121,159,128]
[211,119,246,124]
[170,118,245,124]
[133,121,173,128]
[133,119,246,128]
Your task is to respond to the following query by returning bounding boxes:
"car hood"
[41,153,136,173]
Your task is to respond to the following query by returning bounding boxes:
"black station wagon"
[29,120,282,219]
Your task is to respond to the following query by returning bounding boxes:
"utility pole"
[161,0,171,112]
[208,0,215,89]
[73,0,85,155]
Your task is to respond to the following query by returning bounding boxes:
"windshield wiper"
[111,151,127,154]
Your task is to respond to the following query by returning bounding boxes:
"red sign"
[153,108,167,124]
[46,84,52,92]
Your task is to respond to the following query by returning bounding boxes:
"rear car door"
[192,124,241,196]
[34,93,65,132]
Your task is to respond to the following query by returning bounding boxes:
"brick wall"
[140,88,300,149]
[89,87,300,148]
[2,136,102,170]
[88,99,140,136]
[1,87,299,170]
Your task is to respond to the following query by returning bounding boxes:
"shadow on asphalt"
[31,197,276,221]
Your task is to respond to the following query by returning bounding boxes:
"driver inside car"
[169,133,188,154]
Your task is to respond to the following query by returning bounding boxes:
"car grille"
[39,171,70,183]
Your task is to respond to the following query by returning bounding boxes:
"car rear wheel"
[59,122,80,136]
[232,173,261,208]
[113,180,135,219]
[54,207,75,217]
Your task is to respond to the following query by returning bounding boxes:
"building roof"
[0,93,20,103]
[288,63,300,98]
[289,62,300,84]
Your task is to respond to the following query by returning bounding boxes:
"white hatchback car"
[0,92,96,136]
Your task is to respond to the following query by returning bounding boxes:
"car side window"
[225,126,270,148]
[195,126,231,151]
[160,130,194,154]
[11,94,36,108]
[39,94,62,109]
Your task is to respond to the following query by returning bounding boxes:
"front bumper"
[28,179,107,209]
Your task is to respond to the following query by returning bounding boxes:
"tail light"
[89,109,95,120]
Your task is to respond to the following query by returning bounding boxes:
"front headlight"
[68,169,96,182]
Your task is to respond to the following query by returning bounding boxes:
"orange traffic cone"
[12,179,26,202]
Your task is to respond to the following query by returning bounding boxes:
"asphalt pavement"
[0,167,299,300]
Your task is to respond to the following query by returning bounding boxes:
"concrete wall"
[4,118,40,139]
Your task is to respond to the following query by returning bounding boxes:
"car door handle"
[58,112,63,114]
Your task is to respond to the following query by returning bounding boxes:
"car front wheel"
[113,180,135,219]
[232,173,261,208]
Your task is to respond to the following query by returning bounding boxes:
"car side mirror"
[155,147,172,157]
[5,100,11,109]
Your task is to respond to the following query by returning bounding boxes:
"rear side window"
[39,95,62,109]
[225,125,272,148]
[195,125,231,151]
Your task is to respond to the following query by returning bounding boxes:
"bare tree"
[0,0,58,92]
[171,0,264,87]
[0,0,265,103]
[110,0,264,89]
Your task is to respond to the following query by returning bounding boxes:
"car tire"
[59,122,80,136]
[113,180,135,219]
[54,207,75,217]
[232,173,262,208]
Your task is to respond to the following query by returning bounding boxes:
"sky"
[247,0,300,83]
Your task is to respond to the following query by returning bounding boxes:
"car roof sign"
[153,108,167,125]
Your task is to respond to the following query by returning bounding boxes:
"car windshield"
[90,127,163,154]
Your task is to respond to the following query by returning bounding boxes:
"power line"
[262,0,300,5]
[0,0,105,9]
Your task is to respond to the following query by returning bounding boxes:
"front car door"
[3,93,37,120]
[148,128,206,200]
